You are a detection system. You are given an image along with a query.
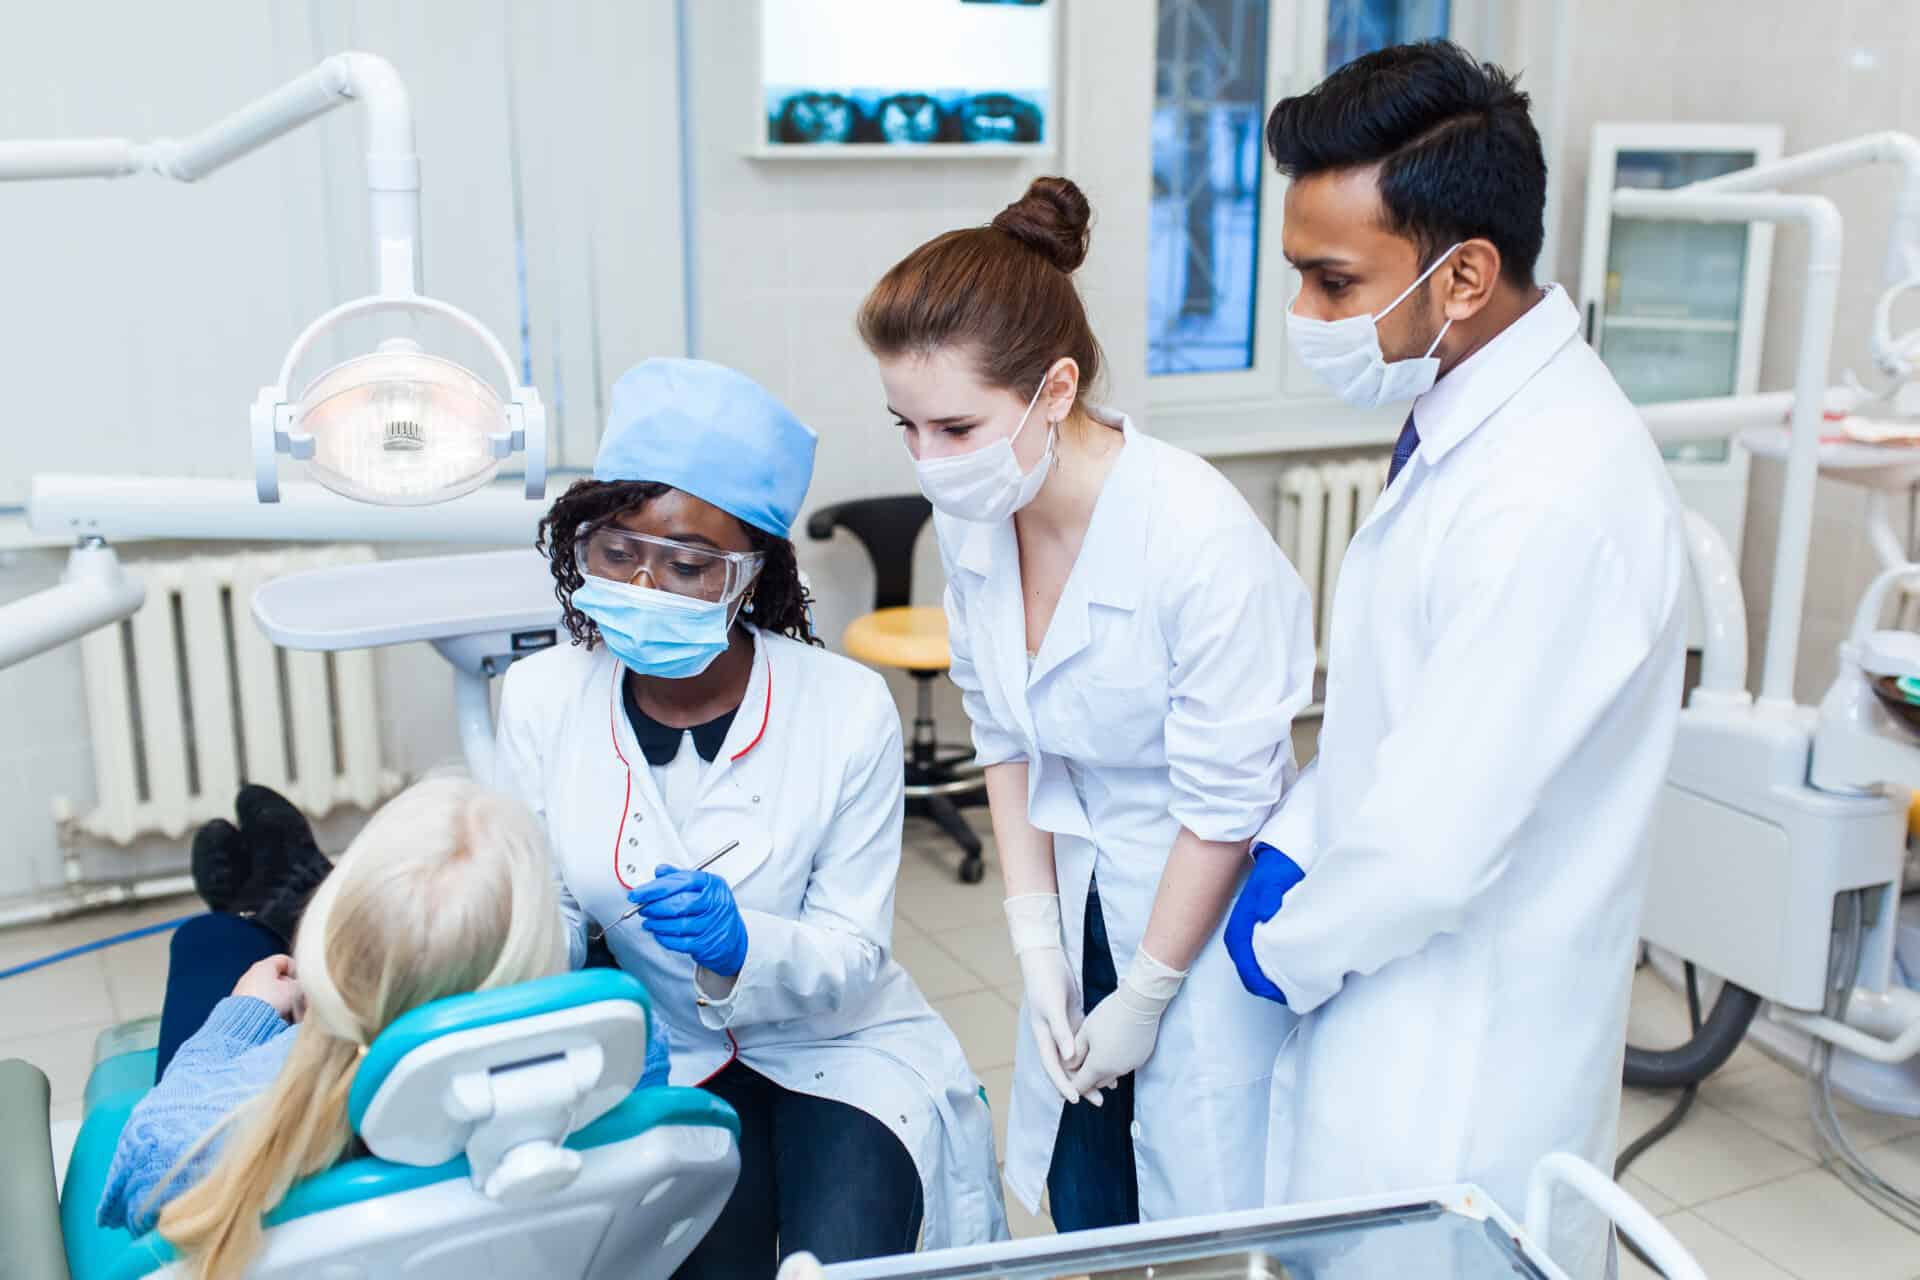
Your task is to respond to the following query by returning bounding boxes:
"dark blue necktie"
[1386,413,1421,488]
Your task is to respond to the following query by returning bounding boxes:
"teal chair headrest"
[347,969,652,1132]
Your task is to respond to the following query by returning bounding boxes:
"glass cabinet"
[1579,123,1782,565]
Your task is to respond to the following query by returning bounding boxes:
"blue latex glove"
[1225,843,1306,1005]
[630,864,750,977]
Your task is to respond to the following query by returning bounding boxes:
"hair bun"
[991,176,1092,274]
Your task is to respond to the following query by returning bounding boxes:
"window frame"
[1147,0,1509,456]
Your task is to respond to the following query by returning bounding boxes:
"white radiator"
[1274,456,1392,664]
[57,546,401,846]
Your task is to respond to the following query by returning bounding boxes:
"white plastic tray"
[251,548,558,651]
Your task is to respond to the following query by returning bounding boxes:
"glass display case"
[1579,123,1782,566]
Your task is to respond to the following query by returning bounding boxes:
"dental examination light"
[255,301,544,507]
[0,52,546,671]
[1,51,545,506]
[0,51,546,505]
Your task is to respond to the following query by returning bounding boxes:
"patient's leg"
[154,913,284,1079]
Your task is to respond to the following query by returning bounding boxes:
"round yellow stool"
[843,606,952,673]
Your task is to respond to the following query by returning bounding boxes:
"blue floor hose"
[0,914,197,982]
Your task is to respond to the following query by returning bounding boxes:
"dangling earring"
[743,593,756,615]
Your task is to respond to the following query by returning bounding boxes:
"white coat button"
[628,837,638,848]
[1130,1121,1142,1140]
[633,813,644,822]
[625,864,636,875]
[752,795,761,804]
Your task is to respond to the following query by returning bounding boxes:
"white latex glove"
[776,1253,825,1280]
[1067,948,1187,1099]
[1005,894,1087,1104]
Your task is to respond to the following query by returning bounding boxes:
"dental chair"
[2,969,738,1279]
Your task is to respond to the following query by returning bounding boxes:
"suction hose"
[1623,980,1763,1088]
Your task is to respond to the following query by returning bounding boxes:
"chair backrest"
[84,970,741,1280]
[105,1093,741,1280]
[351,969,651,1194]
[806,496,935,611]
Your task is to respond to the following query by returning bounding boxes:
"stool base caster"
[918,792,985,885]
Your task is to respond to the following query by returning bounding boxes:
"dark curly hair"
[537,478,820,649]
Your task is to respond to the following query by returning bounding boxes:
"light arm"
[0,542,145,672]
[0,52,420,297]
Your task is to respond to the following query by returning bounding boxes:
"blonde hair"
[156,777,568,1279]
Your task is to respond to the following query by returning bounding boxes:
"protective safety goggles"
[575,524,764,604]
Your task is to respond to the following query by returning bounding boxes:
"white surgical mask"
[1285,244,1461,408]
[912,374,1054,523]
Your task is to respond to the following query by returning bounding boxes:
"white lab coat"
[937,410,1316,1221]
[494,630,1008,1250]
[1251,286,1687,1280]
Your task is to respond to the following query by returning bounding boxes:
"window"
[1148,0,1272,376]
[1148,0,1453,388]
[1326,0,1451,71]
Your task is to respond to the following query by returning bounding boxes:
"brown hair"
[858,176,1104,406]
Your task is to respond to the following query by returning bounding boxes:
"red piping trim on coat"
[696,1031,741,1087]
[603,659,751,1088]
[608,668,639,891]
[730,665,772,761]
[606,651,770,887]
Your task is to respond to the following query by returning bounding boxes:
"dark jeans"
[154,913,285,1079]
[1046,880,1141,1232]
[676,1061,924,1279]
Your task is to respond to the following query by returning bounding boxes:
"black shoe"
[190,818,251,913]
[204,785,334,921]
[253,854,332,948]
[234,785,333,885]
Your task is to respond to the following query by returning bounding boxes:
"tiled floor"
[7,822,1920,1275]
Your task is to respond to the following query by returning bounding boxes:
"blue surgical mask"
[574,577,735,679]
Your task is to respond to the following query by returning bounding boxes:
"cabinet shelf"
[1602,315,1739,334]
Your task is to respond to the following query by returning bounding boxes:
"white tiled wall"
[1554,0,1920,703]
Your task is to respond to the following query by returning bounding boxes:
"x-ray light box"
[757,0,1055,158]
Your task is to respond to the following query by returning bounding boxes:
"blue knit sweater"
[97,997,293,1236]
[98,994,673,1237]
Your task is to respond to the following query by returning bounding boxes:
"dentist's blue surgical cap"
[594,359,817,540]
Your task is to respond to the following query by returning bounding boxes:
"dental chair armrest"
[0,1059,73,1280]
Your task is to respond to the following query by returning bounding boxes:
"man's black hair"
[1266,40,1545,286]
